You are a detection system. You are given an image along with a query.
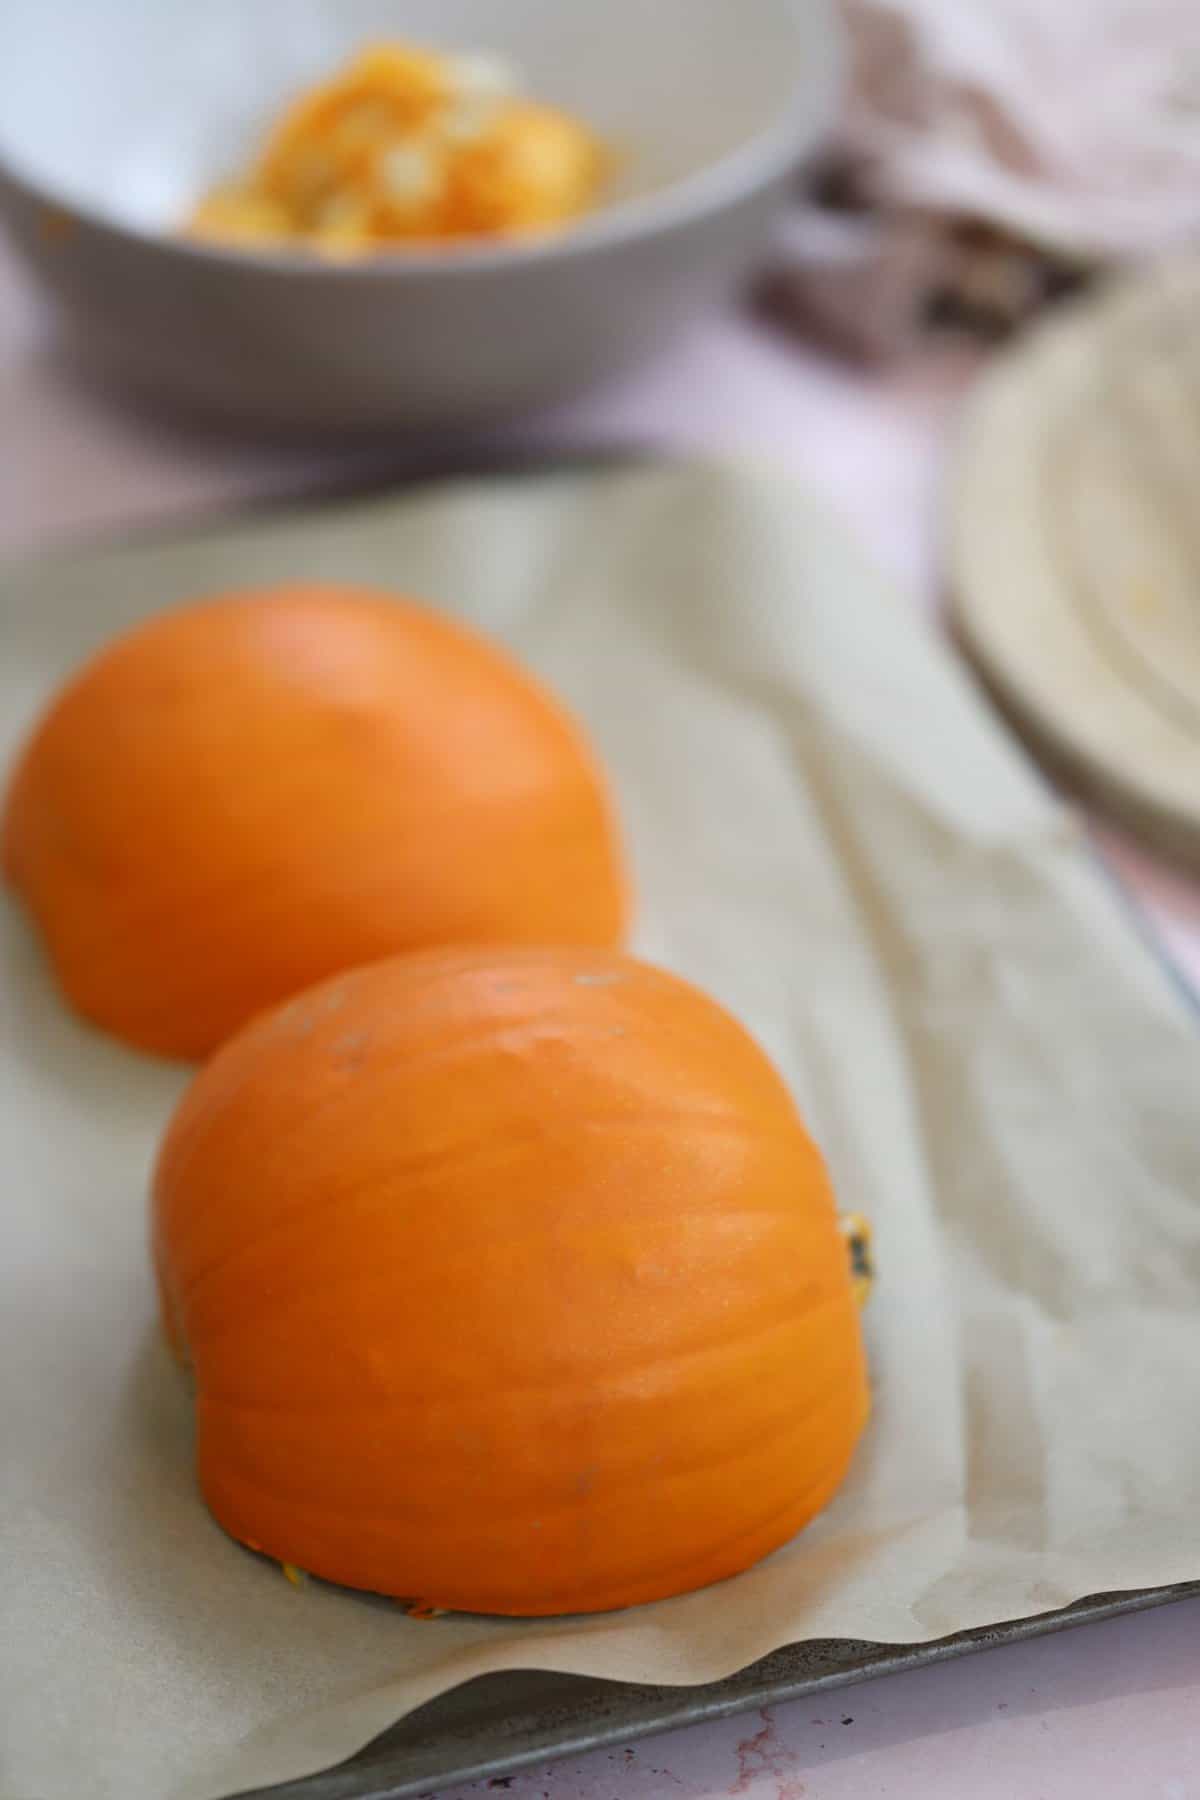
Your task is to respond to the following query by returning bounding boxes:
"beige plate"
[951,257,1200,867]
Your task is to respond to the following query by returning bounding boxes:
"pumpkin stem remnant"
[838,1214,875,1308]
[404,1600,448,1620]
[281,1562,308,1587]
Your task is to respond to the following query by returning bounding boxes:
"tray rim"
[231,1583,1200,1799]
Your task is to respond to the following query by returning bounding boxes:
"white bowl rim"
[0,0,842,280]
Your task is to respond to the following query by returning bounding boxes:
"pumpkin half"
[152,945,870,1616]
[2,585,626,1058]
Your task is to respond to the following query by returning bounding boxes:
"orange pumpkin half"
[2,585,626,1058]
[152,945,870,1616]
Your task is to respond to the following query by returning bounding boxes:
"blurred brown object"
[761,179,1087,361]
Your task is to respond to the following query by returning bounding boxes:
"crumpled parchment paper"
[2,460,1198,1800]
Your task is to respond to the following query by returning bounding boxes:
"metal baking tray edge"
[231,1582,1200,1799]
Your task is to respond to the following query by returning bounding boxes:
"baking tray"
[12,456,1199,1800]
[234,1584,1200,1799]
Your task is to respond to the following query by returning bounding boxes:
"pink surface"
[438,1598,1199,1800]
[4,240,1199,1794]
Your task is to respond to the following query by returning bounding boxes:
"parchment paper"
[2,461,1198,1800]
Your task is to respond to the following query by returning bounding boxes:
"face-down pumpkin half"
[152,943,872,1617]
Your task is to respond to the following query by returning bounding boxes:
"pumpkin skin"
[152,945,870,1616]
[1,585,626,1059]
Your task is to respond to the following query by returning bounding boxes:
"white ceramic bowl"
[0,0,840,432]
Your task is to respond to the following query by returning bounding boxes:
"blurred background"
[5,0,1200,957]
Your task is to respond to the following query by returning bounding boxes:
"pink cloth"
[770,0,1200,359]
[839,0,1200,259]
